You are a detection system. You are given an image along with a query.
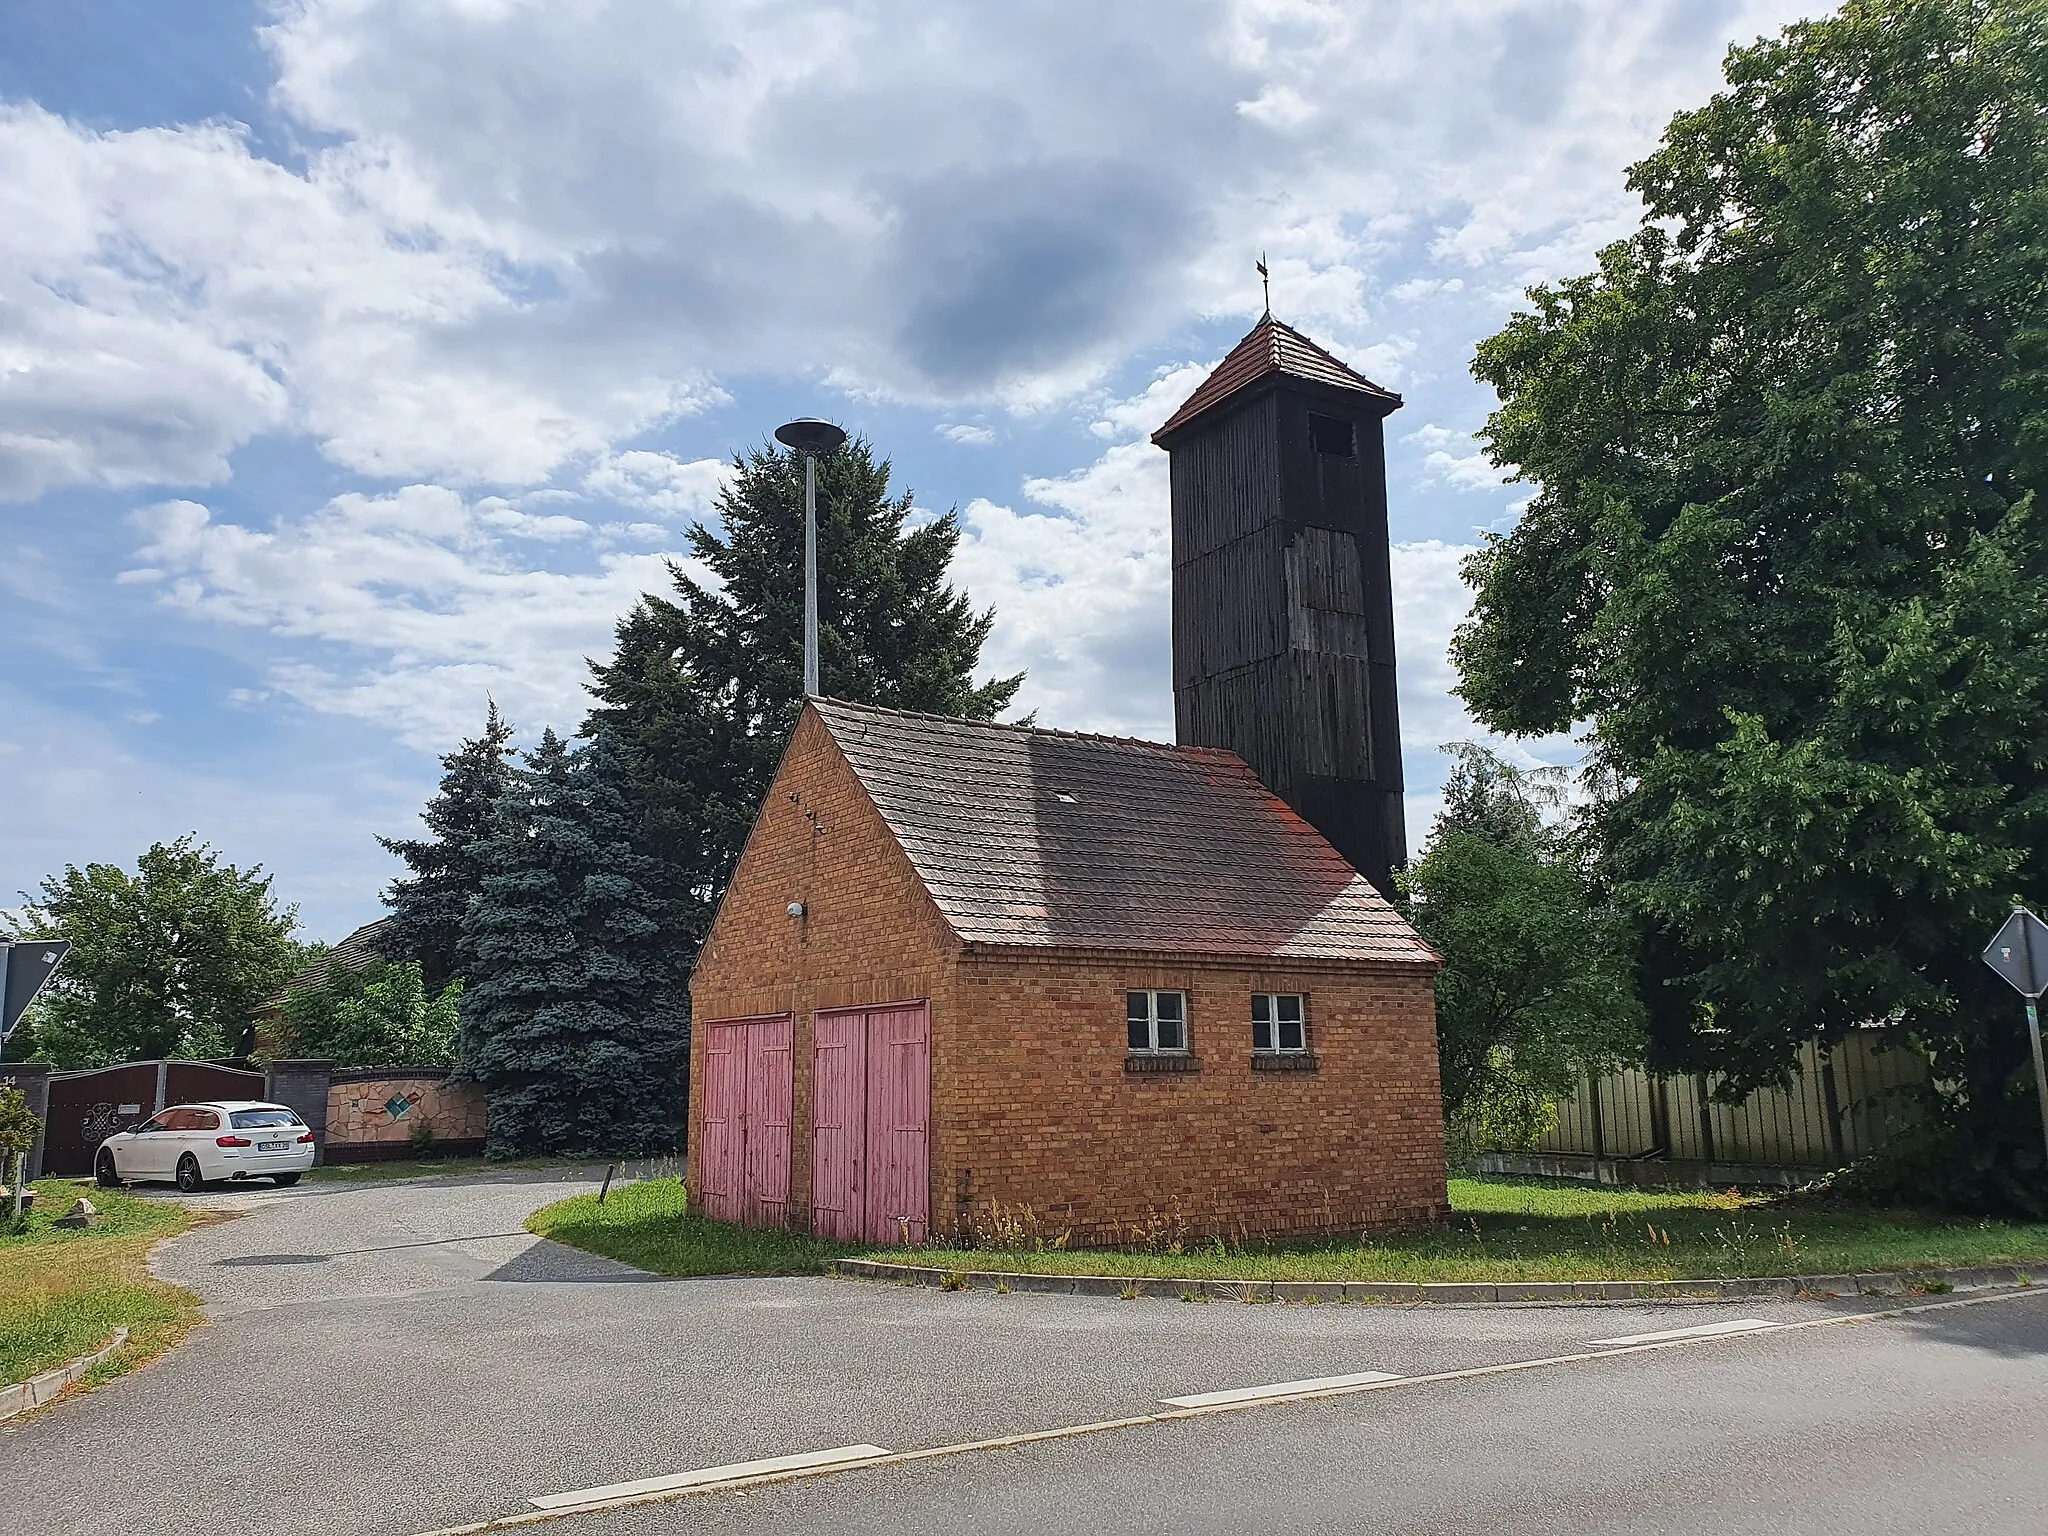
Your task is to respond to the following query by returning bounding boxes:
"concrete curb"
[0,1327,130,1421]
[830,1259,2038,1305]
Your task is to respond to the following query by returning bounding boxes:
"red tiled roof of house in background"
[1151,314,1403,445]
[813,699,1435,965]
[277,916,394,996]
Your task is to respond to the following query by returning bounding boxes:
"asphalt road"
[4,1172,2043,1536]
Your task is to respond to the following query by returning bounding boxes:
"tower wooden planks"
[1152,317,1407,895]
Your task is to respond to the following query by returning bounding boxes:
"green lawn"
[531,1175,2048,1285]
[529,1178,852,1275]
[2,1180,209,1391]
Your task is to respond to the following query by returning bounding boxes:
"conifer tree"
[585,435,1024,949]
[381,702,516,992]
[456,728,689,1158]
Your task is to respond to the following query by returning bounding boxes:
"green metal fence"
[1525,1032,1928,1172]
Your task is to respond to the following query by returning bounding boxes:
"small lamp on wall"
[787,902,807,920]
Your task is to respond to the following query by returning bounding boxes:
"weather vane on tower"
[1257,251,1271,318]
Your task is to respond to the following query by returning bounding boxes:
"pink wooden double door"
[697,1015,794,1227]
[810,1002,931,1244]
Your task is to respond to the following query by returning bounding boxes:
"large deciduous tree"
[380,702,516,993]
[456,729,690,1158]
[1400,746,1645,1152]
[7,837,304,1066]
[1454,0,2048,1209]
[275,960,462,1069]
[585,435,1024,950]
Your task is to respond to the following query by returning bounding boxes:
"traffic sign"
[1983,908,2048,999]
[1983,909,2048,1170]
[1,940,69,1036]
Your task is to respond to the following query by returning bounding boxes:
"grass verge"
[530,1175,2048,1285]
[528,1177,853,1275]
[2,1180,210,1393]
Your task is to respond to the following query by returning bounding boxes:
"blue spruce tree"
[457,727,689,1157]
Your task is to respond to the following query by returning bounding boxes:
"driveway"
[4,1172,2045,1535]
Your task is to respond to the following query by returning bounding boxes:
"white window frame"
[1127,989,1189,1055]
[1252,993,1308,1055]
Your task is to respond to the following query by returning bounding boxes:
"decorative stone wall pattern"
[326,1076,488,1145]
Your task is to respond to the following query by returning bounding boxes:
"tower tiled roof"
[1152,315,1402,445]
[812,699,1434,965]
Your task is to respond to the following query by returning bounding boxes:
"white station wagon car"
[96,1101,316,1192]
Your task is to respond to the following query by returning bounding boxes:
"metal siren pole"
[773,419,850,699]
[1982,906,2048,1169]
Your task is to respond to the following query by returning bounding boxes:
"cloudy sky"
[0,0,1828,940]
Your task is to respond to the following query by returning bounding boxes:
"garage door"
[810,1001,929,1244]
[698,1015,793,1227]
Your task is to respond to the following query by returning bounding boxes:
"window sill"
[1125,1054,1201,1075]
[1251,1054,1319,1073]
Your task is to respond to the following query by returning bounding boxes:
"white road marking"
[527,1445,892,1510]
[409,1286,2048,1536]
[1587,1318,1779,1348]
[1162,1371,1401,1407]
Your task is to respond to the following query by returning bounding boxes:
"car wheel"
[176,1154,205,1193]
[273,1172,301,1187]
[96,1149,122,1189]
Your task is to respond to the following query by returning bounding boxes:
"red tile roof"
[813,700,1434,965]
[1152,315,1402,445]
[279,917,394,995]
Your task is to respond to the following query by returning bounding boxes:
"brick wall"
[690,709,959,1224]
[938,950,1445,1243]
[691,706,1449,1244]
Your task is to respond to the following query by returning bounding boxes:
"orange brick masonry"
[691,710,1448,1245]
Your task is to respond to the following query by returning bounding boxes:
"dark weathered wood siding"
[1167,378,1407,893]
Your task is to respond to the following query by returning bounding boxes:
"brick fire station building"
[686,698,1447,1246]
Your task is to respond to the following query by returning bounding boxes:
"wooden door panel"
[698,1022,744,1222]
[809,1010,868,1241]
[744,1016,793,1227]
[862,1003,931,1245]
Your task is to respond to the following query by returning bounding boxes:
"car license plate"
[260,1141,289,1152]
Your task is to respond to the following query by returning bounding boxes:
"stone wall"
[324,1069,487,1161]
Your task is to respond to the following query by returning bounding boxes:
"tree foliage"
[1454,0,2048,1207]
[274,959,461,1068]
[456,729,690,1158]
[381,702,516,993]
[584,436,1024,947]
[7,837,303,1067]
[1400,747,1644,1151]
[0,1086,39,1162]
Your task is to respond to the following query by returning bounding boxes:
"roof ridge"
[1151,314,1401,444]
[810,697,1248,762]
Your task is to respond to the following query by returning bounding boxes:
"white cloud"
[1087,362,1215,441]
[125,488,692,748]
[955,435,1175,738]
[1407,423,1507,490]
[938,424,997,446]
[1,1,1831,500]
[583,451,733,518]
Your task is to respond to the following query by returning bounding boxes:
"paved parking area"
[4,1172,2042,1536]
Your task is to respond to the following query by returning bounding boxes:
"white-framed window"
[1127,990,1188,1054]
[1252,993,1307,1054]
